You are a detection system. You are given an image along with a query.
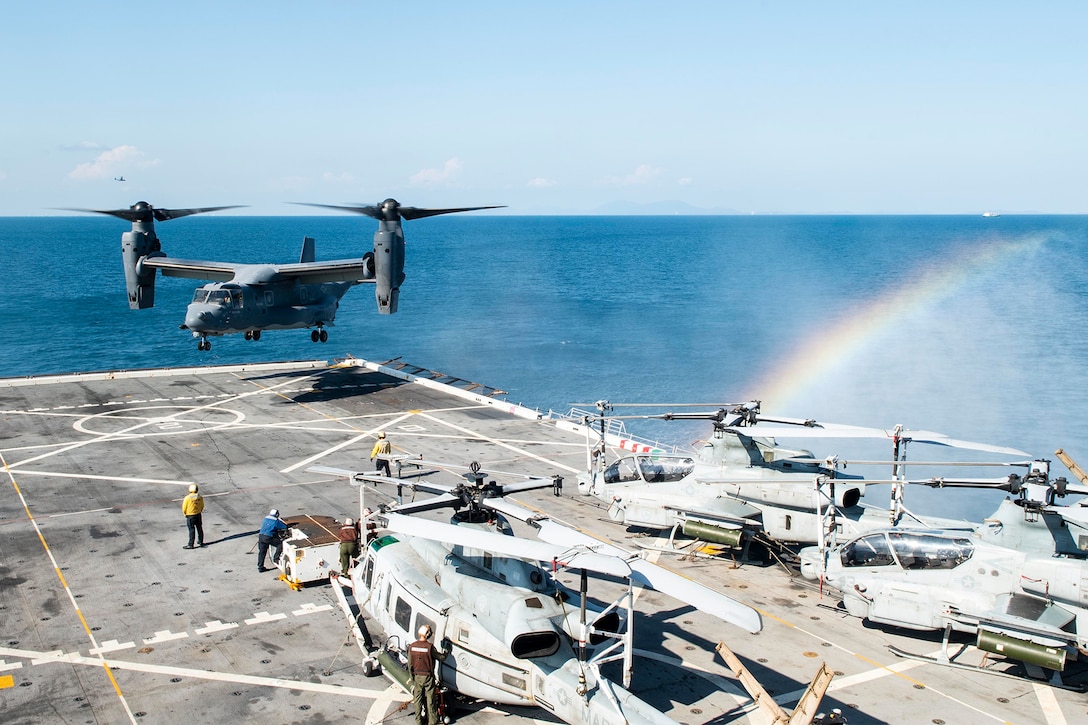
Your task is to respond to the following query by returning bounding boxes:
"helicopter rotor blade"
[57,203,244,223]
[291,201,504,222]
[390,494,462,515]
[733,423,1029,457]
[532,519,762,634]
[482,498,761,633]
[382,513,632,578]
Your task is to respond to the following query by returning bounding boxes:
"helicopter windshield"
[602,456,695,484]
[636,456,695,482]
[888,531,974,570]
[840,533,896,568]
[842,532,975,569]
[191,288,239,307]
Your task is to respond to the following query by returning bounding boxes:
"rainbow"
[746,233,1049,412]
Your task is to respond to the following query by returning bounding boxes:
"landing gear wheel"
[244,331,252,340]
[319,329,328,343]
[252,330,261,341]
[198,339,210,351]
[311,330,320,343]
[361,657,378,677]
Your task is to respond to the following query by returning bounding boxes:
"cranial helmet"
[270,508,279,517]
[378,431,386,439]
[189,484,199,493]
[418,625,432,638]
[345,518,354,526]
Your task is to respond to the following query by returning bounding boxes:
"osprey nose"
[184,306,213,331]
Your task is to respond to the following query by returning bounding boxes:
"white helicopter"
[575,401,1029,556]
[309,462,834,724]
[798,455,1088,688]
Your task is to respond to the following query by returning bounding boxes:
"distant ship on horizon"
[982,211,1001,217]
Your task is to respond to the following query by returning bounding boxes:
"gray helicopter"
[576,401,1028,555]
[307,463,833,724]
[68,199,501,350]
[798,460,1088,688]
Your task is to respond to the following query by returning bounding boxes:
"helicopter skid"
[887,644,1088,692]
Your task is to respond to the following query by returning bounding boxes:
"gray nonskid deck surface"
[0,359,1078,725]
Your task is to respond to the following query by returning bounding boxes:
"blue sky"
[3,2,1086,215]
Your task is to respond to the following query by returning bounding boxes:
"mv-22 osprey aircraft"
[68,199,501,350]
[309,462,833,725]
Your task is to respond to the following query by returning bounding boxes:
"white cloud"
[527,177,556,188]
[677,176,693,186]
[409,158,462,186]
[68,145,157,181]
[603,164,663,186]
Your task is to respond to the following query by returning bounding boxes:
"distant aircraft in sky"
[114,176,125,182]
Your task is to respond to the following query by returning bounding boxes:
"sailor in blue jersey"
[257,508,288,572]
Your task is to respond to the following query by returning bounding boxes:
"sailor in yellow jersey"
[370,431,392,477]
[181,483,205,549]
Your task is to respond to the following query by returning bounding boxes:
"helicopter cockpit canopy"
[841,531,975,570]
[603,456,695,485]
[192,285,243,308]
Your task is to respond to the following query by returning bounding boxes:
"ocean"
[3,213,1087,520]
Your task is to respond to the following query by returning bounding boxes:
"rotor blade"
[735,424,1029,456]
[290,202,381,219]
[484,498,762,632]
[153,205,244,221]
[306,465,456,495]
[498,478,557,494]
[382,513,631,577]
[482,496,551,523]
[398,205,505,220]
[414,458,545,481]
[908,476,1020,489]
[532,519,762,633]
[56,204,243,222]
[389,494,462,515]
[789,458,1033,468]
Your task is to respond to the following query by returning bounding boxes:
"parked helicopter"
[66,198,501,350]
[798,461,1088,687]
[576,401,1029,556]
[309,462,834,724]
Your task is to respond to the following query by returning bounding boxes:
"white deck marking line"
[89,640,136,655]
[292,603,333,616]
[0,660,23,672]
[244,612,287,625]
[196,620,241,634]
[281,413,416,474]
[9,470,195,486]
[1034,682,1068,725]
[143,631,189,645]
[0,645,410,701]
[6,375,305,470]
[415,411,583,474]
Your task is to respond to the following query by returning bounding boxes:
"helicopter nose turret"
[183,306,215,332]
